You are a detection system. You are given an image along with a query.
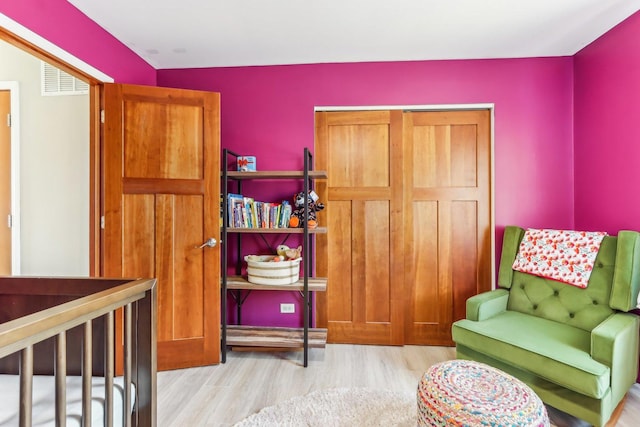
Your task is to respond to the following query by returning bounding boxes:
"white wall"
[0,41,89,276]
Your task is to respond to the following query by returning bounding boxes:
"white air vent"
[41,61,89,96]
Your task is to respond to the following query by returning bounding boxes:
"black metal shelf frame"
[220,147,320,367]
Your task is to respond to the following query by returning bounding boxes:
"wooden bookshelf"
[226,325,327,348]
[226,226,327,234]
[221,148,328,367]
[226,276,327,291]
[224,171,328,180]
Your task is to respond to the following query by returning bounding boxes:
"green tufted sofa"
[452,226,640,426]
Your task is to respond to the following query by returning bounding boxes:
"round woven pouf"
[417,360,549,426]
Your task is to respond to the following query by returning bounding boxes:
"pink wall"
[0,1,155,85]
[159,57,576,326]
[574,11,640,234]
[160,58,575,229]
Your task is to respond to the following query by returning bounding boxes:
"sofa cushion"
[452,310,610,399]
[507,269,615,332]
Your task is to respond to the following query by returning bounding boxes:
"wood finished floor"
[157,344,640,426]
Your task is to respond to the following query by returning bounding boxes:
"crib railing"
[0,277,157,427]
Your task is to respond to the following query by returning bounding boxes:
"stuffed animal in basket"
[276,244,302,260]
[289,190,325,229]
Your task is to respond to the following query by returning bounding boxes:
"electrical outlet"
[280,303,295,313]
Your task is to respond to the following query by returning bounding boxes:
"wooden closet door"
[403,110,492,345]
[316,109,491,346]
[316,110,405,345]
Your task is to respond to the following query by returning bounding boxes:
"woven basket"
[244,255,302,285]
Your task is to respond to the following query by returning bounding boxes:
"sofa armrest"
[591,313,640,401]
[466,289,509,321]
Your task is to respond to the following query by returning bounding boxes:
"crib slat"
[106,311,115,427]
[56,331,67,426]
[82,320,93,427]
[19,345,33,427]
[124,303,133,427]
[0,278,157,427]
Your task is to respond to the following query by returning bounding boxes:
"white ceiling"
[67,0,640,70]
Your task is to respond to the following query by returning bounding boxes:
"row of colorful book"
[227,193,292,228]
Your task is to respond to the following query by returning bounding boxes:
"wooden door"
[315,111,405,345]
[403,110,491,345]
[316,109,491,346]
[0,91,10,275]
[102,83,220,370]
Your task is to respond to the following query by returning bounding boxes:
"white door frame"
[0,13,114,275]
[0,81,21,274]
[0,13,113,82]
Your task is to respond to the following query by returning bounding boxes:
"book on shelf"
[227,193,292,229]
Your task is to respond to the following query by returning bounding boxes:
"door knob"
[196,238,217,248]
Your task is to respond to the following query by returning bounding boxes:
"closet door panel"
[325,200,354,322]
[407,200,439,325]
[404,110,491,345]
[317,111,404,345]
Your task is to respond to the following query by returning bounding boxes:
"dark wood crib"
[0,277,157,427]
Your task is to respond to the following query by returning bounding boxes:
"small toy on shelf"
[289,190,325,229]
[237,156,256,172]
[277,244,302,260]
[276,245,289,257]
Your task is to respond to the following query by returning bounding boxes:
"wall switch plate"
[280,303,295,313]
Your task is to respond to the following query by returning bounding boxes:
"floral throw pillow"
[512,228,607,288]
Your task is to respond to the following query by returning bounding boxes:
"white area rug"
[233,387,416,427]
